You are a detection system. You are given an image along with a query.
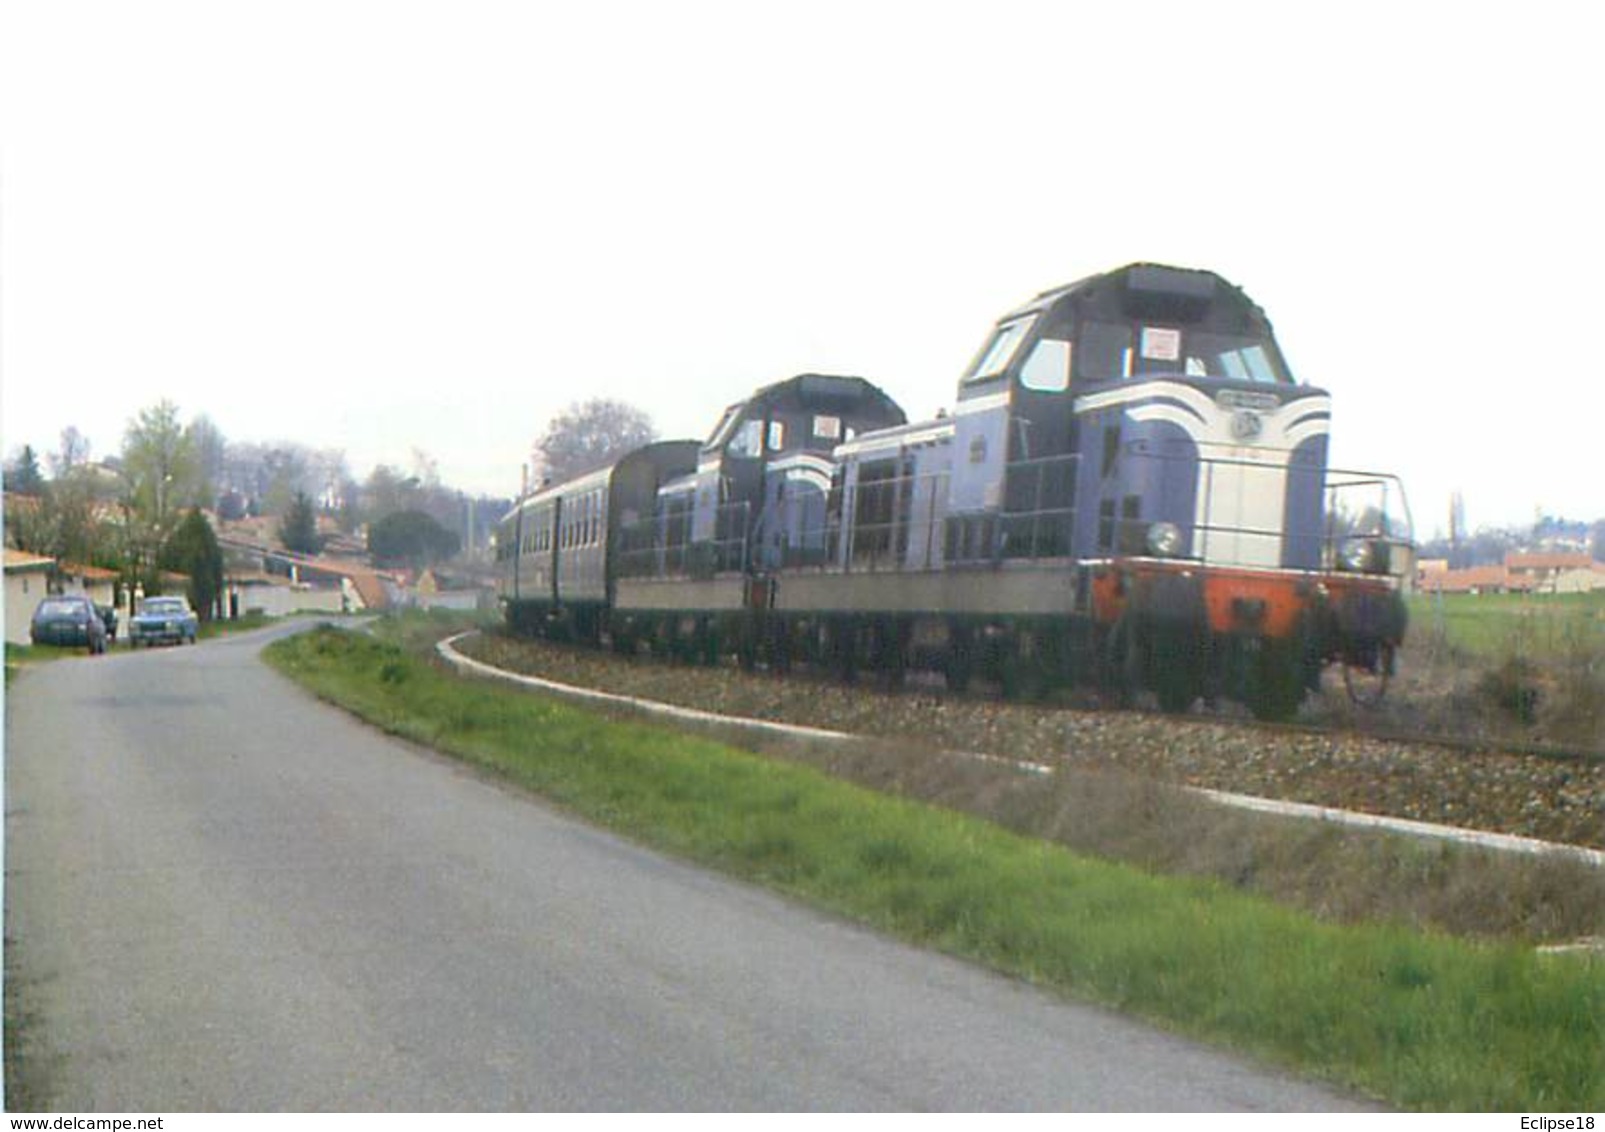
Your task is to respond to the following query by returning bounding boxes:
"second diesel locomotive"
[498,263,1412,719]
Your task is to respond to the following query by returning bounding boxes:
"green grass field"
[1409,590,1605,659]
[265,625,1605,1111]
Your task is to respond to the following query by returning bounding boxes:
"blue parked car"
[30,594,109,654]
[129,595,199,647]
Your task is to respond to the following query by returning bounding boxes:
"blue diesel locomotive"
[498,263,1412,719]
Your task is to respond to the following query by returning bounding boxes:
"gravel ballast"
[456,633,1605,852]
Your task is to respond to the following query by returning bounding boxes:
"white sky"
[2,1,1600,536]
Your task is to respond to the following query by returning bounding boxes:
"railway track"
[454,630,1605,853]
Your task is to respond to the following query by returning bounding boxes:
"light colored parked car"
[129,595,199,647]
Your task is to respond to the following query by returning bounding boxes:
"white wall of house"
[234,583,345,618]
[412,590,484,613]
[4,567,51,644]
[59,575,117,608]
[1547,568,1605,594]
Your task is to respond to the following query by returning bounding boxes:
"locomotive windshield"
[1076,320,1294,384]
[963,315,1037,382]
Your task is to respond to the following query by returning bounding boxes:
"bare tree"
[185,414,228,508]
[49,425,92,478]
[534,399,656,484]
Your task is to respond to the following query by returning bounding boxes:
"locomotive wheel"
[1146,622,1201,715]
[1247,637,1305,722]
[944,623,973,693]
[697,618,720,666]
[829,618,858,684]
[1100,618,1139,709]
[1152,663,1197,715]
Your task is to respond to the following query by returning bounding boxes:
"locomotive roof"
[1002,262,1277,334]
[703,373,906,448]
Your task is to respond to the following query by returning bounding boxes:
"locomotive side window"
[1078,321,1133,381]
[767,421,786,451]
[813,414,841,440]
[965,315,1037,382]
[730,419,763,458]
[1020,338,1072,392]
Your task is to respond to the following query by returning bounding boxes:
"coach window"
[1020,338,1072,392]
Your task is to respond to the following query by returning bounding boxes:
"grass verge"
[3,642,87,686]
[265,625,1605,1111]
[198,611,277,640]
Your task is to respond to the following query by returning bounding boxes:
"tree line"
[4,395,659,616]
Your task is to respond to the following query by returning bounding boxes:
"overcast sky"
[2,2,1600,536]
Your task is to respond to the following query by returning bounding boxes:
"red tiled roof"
[1420,564,1532,593]
[4,547,53,572]
[1506,551,1596,572]
[345,570,391,610]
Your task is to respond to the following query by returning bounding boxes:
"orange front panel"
[1198,570,1309,638]
[1089,559,1321,641]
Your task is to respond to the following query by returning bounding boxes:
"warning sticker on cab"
[1141,326,1181,361]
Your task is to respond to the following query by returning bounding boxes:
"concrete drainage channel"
[436,631,1605,873]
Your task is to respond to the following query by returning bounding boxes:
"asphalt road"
[4,625,1371,1111]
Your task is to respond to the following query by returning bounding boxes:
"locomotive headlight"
[1339,537,1376,572]
[1145,521,1182,557]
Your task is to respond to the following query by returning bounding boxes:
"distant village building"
[1418,551,1605,595]
[1504,552,1604,593]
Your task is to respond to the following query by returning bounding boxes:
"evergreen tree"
[160,508,225,621]
[279,490,322,556]
[6,445,46,495]
[368,509,459,569]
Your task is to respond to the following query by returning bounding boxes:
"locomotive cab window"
[1020,338,1072,392]
[767,421,786,451]
[730,419,763,458]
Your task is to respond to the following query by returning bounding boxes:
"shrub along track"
[457,630,1605,854]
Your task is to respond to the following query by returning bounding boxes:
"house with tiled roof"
[4,548,55,644]
[1417,551,1605,596]
[1504,551,1605,593]
[60,562,120,608]
[1418,563,1530,595]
